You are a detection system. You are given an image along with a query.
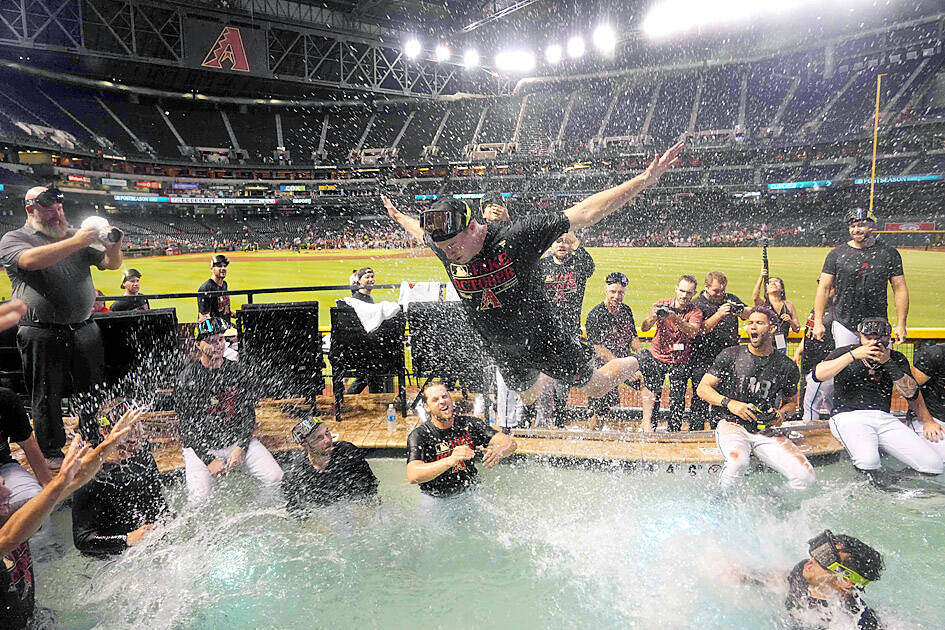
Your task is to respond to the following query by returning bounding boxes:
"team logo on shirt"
[859,261,871,273]
[206,386,239,422]
[449,251,517,310]
[434,433,474,472]
[544,270,578,302]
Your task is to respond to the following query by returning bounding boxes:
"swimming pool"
[37,457,943,628]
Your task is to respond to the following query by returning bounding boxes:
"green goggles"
[808,530,871,588]
[291,416,324,443]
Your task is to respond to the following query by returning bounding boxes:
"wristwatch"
[720,396,731,409]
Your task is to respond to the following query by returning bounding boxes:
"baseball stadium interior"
[1,0,945,627]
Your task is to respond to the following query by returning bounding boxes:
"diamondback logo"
[202,27,251,73]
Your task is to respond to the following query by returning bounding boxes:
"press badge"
[673,343,685,351]
[775,333,786,350]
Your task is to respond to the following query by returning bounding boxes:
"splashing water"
[36,459,942,629]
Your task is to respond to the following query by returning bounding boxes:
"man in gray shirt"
[0,186,124,467]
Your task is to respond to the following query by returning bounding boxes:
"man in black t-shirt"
[585,272,641,419]
[72,397,168,556]
[110,268,151,312]
[697,306,814,490]
[812,208,908,348]
[175,318,283,505]
[387,143,684,407]
[813,318,943,478]
[536,232,595,426]
[282,414,378,515]
[197,254,233,322]
[909,343,945,462]
[689,271,748,430]
[406,382,516,497]
[0,388,52,514]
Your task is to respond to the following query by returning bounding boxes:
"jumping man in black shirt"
[406,382,516,497]
[697,306,815,491]
[386,143,684,406]
[813,318,943,481]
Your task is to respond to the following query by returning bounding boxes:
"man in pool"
[406,382,516,497]
[813,317,943,483]
[281,412,378,515]
[385,143,684,407]
[697,306,815,491]
[910,341,945,461]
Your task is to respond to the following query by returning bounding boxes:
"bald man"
[0,186,123,468]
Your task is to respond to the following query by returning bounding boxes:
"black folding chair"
[329,305,407,421]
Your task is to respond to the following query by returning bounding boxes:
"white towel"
[398,281,442,310]
[342,297,401,333]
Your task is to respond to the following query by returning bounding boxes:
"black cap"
[210,254,230,266]
[605,272,628,286]
[847,207,877,224]
[121,268,141,287]
[857,317,892,337]
[356,267,374,280]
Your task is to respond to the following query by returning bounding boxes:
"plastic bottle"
[386,403,396,433]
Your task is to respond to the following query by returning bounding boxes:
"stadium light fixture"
[593,25,617,54]
[567,36,585,59]
[545,44,563,64]
[495,50,536,73]
[463,49,480,69]
[404,38,422,59]
[435,44,451,63]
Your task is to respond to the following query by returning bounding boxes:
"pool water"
[36,457,943,629]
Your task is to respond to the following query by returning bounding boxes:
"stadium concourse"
[2,0,945,628]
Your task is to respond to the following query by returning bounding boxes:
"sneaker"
[44,456,64,471]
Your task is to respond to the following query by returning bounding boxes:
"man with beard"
[406,382,516,497]
[197,254,233,323]
[110,268,150,312]
[0,187,123,468]
[386,143,684,409]
[282,413,378,515]
[175,317,283,506]
[812,208,909,347]
[350,267,375,304]
[697,306,815,491]
[71,397,168,556]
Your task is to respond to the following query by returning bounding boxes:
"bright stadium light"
[404,38,422,59]
[567,36,585,59]
[545,43,563,64]
[435,44,451,62]
[641,0,847,39]
[463,49,480,69]
[593,24,617,54]
[495,50,536,73]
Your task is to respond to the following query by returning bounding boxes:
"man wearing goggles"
[281,412,378,515]
[71,398,169,556]
[383,143,684,408]
[813,207,909,347]
[175,317,284,506]
[784,530,883,628]
[0,186,124,470]
[814,317,943,483]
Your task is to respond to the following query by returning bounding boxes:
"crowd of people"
[0,144,943,627]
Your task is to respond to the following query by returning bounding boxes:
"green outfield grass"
[1,247,942,328]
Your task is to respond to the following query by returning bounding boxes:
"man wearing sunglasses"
[386,143,684,408]
[0,187,124,470]
[281,413,378,516]
[814,317,943,482]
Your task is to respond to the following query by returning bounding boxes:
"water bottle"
[386,403,396,433]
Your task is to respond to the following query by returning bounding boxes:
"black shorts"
[489,331,594,392]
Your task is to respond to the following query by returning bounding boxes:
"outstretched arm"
[564,143,683,230]
[890,275,909,344]
[382,195,424,242]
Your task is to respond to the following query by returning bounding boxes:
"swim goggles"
[291,416,324,443]
[808,530,871,588]
[419,200,472,242]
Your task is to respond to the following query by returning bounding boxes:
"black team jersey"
[406,415,497,497]
[0,387,31,466]
[281,442,379,515]
[1,542,33,629]
[801,306,836,376]
[708,345,799,424]
[71,447,169,557]
[429,213,571,348]
[538,247,595,336]
[197,278,232,321]
[913,343,945,420]
[821,241,903,330]
[818,344,911,413]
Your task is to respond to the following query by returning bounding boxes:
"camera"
[655,305,676,319]
[106,227,122,243]
[724,299,745,314]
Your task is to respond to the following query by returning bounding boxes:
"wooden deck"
[11,394,845,473]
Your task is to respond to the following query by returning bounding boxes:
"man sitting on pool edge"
[407,382,516,497]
